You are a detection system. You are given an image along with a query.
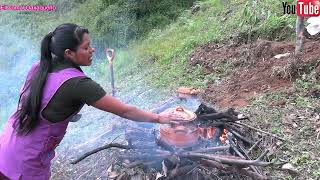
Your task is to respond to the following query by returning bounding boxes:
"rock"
[270,100,286,107]
[162,160,168,177]
[191,4,200,14]
[281,163,299,175]
[282,114,296,125]
[274,53,291,59]
[156,172,164,180]
[108,171,119,179]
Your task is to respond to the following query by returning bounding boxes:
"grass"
[0,0,297,92]
[108,0,297,93]
[238,76,320,178]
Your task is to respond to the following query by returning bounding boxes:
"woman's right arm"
[91,95,181,124]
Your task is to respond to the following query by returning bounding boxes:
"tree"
[295,16,304,55]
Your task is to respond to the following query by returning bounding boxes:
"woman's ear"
[64,49,76,61]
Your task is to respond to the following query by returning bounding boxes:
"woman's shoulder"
[30,61,40,72]
[25,61,40,79]
[61,76,106,105]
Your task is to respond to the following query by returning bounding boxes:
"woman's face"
[65,33,95,66]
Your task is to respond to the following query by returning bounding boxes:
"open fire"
[72,103,283,180]
[160,125,227,148]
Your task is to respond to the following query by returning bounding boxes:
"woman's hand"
[157,111,184,124]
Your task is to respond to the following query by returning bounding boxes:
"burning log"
[199,108,243,121]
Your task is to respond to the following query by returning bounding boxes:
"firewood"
[200,159,269,180]
[233,122,286,141]
[227,133,261,175]
[183,152,272,167]
[248,138,263,154]
[71,143,131,164]
[119,152,171,162]
[190,145,230,153]
[226,126,254,144]
[167,164,198,179]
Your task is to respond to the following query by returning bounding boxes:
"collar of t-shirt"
[51,58,83,73]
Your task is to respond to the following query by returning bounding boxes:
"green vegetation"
[117,0,297,89]
[1,0,319,178]
[0,0,196,47]
[240,74,320,178]
[0,0,298,89]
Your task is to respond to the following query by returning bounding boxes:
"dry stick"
[237,117,250,121]
[183,152,272,167]
[235,172,241,180]
[167,164,198,179]
[75,169,91,180]
[72,130,148,165]
[71,143,131,164]
[257,149,270,161]
[190,145,230,153]
[122,160,144,168]
[227,135,261,175]
[110,133,126,143]
[226,126,254,144]
[115,172,127,180]
[236,167,269,180]
[198,166,219,180]
[128,143,158,150]
[122,159,161,169]
[227,136,260,174]
[248,138,263,154]
[238,143,263,175]
[233,122,286,141]
[120,152,171,161]
[200,159,269,180]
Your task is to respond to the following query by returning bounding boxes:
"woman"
[0,23,182,180]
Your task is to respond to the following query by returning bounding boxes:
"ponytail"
[16,32,53,134]
[15,23,89,134]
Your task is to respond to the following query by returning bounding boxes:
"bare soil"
[189,39,320,108]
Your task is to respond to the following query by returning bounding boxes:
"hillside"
[0,0,319,179]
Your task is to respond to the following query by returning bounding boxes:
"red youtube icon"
[297,0,320,16]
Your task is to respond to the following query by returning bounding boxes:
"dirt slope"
[189,39,320,108]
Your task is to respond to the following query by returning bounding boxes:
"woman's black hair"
[15,23,89,134]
